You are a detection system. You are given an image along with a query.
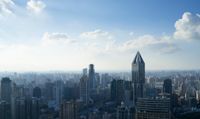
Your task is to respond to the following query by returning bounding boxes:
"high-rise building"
[89,64,95,90]
[124,81,133,105]
[15,98,26,119]
[80,75,90,104]
[60,100,78,119]
[83,68,87,76]
[132,52,145,105]
[31,97,40,119]
[163,79,172,95]
[33,87,41,98]
[54,80,64,107]
[95,73,100,87]
[136,98,171,119]
[0,101,11,119]
[44,82,54,101]
[24,97,40,119]
[101,73,112,88]
[111,79,125,103]
[1,77,12,104]
[117,102,134,119]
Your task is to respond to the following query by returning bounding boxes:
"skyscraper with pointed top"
[132,51,145,105]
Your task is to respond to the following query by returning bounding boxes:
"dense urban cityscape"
[1,0,200,119]
[0,52,200,119]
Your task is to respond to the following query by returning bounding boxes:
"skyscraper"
[1,77,12,104]
[33,87,42,98]
[54,80,64,107]
[88,64,96,98]
[80,75,90,104]
[111,79,125,104]
[60,100,78,119]
[163,79,172,95]
[89,64,95,90]
[31,97,40,119]
[15,98,26,119]
[132,52,145,105]
[0,101,11,119]
[82,68,87,76]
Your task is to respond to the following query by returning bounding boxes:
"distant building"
[44,82,54,101]
[31,97,40,119]
[15,98,26,119]
[1,77,12,104]
[132,52,145,105]
[124,81,133,105]
[54,80,64,107]
[111,79,125,103]
[63,85,79,101]
[88,112,101,119]
[136,98,171,119]
[33,87,42,98]
[95,73,100,87]
[89,64,95,90]
[102,112,111,119]
[117,102,134,119]
[60,100,78,119]
[101,73,111,88]
[163,79,172,95]
[22,97,40,119]
[0,101,11,119]
[80,75,90,104]
[82,68,87,76]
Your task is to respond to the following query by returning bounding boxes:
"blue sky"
[0,0,200,71]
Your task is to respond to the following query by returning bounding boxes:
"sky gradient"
[0,0,200,71]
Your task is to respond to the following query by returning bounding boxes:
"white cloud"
[160,44,179,54]
[27,0,46,13]
[0,0,15,16]
[42,32,76,46]
[80,29,112,40]
[174,12,200,40]
[80,30,180,55]
[119,35,179,54]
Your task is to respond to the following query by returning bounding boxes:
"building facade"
[136,98,171,119]
[132,52,145,105]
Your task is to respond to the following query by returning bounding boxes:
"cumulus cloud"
[27,0,46,13]
[42,32,76,46]
[160,44,179,54]
[174,12,200,40]
[80,29,180,55]
[119,35,179,54]
[80,29,112,40]
[0,0,15,16]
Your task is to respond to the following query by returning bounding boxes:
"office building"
[132,52,145,105]
[163,79,172,95]
[15,98,26,119]
[111,79,125,103]
[0,101,11,119]
[1,77,12,104]
[60,100,78,119]
[136,98,171,119]
[33,87,42,98]
[80,75,90,104]
[89,64,95,90]
[117,102,134,119]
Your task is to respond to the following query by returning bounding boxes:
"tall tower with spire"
[132,51,145,105]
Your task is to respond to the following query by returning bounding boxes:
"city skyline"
[0,0,200,71]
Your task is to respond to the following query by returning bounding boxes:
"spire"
[132,51,144,64]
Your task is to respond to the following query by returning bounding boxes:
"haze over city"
[0,0,200,71]
[1,1,200,119]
